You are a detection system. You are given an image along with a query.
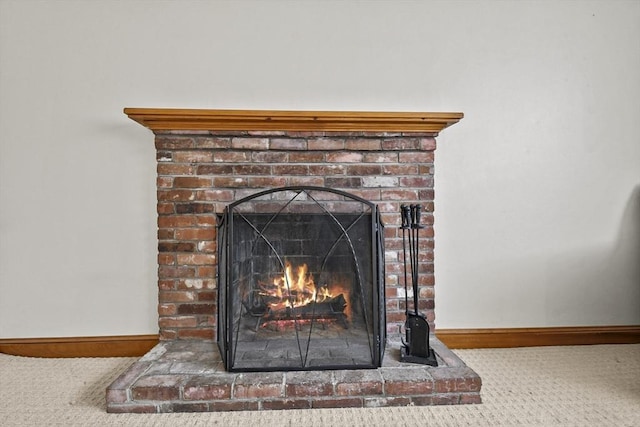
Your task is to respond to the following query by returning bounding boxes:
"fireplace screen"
[217,186,385,372]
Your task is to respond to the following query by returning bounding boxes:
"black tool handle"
[411,204,424,229]
[401,204,411,229]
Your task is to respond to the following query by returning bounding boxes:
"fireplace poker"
[400,205,411,317]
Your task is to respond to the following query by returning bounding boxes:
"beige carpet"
[1,344,638,426]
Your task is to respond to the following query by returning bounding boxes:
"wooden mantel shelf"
[124,108,463,133]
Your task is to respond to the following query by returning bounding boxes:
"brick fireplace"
[106,108,482,412]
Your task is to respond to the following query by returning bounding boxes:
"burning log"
[265,293,347,320]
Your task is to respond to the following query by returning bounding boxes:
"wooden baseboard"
[0,334,159,358]
[1,326,639,357]
[436,325,640,349]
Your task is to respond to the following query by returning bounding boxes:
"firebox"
[217,186,385,372]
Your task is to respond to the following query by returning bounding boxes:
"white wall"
[1,0,638,338]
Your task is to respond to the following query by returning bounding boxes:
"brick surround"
[154,129,439,340]
[106,109,481,412]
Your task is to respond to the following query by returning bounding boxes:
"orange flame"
[258,262,347,314]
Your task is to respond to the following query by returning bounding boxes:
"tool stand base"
[400,346,438,366]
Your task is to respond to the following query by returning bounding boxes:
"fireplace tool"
[400,204,437,366]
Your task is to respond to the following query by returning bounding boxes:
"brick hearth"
[107,337,480,413]
[106,109,481,412]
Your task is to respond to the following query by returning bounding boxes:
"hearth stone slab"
[106,336,481,413]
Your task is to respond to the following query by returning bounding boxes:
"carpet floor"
[1,344,638,426]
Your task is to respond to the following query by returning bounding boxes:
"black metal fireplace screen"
[217,186,385,372]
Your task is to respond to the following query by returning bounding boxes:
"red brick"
[287,176,324,186]
[234,372,284,399]
[197,266,216,279]
[172,151,214,163]
[195,137,231,149]
[196,189,234,202]
[132,375,182,401]
[288,152,325,162]
[176,304,215,315]
[248,177,288,188]
[157,203,174,215]
[399,152,434,163]
[157,190,196,202]
[155,137,195,150]
[382,164,419,175]
[430,394,461,405]
[348,189,381,201]
[175,203,214,214]
[183,378,232,400]
[157,177,173,188]
[177,328,214,339]
[158,164,195,175]
[105,388,128,404]
[346,164,383,175]
[308,138,344,150]
[400,177,433,188]
[252,152,288,162]
[197,241,216,253]
[158,242,196,252]
[158,253,175,265]
[173,177,213,188]
[326,152,363,163]
[385,311,406,323]
[345,139,381,150]
[364,152,398,163]
[383,369,434,396]
[233,165,272,175]
[381,138,419,150]
[158,216,197,228]
[213,151,250,162]
[212,177,249,188]
[272,165,309,175]
[269,138,307,150]
[308,164,346,175]
[312,397,363,408]
[362,176,398,187]
[177,254,215,265]
[261,399,311,410]
[176,278,213,290]
[380,189,419,201]
[286,382,333,397]
[419,165,432,174]
[158,266,196,279]
[159,330,177,340]
[231,137,268,150]
[419,137,437,150]
[158,303,177,316]
[196,164,234,175]
[158,316,198,328]
[159,290,197,302]
[335,371,383,396]
[157,151,172,162]
[325,177,361,188]
[175,228,215,240]
[459,393,482,404]
[158,280,175,290]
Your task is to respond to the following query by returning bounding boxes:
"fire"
[255,261,350,320]
[259,262,331,311]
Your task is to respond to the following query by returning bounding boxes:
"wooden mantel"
[124,108,463,133]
